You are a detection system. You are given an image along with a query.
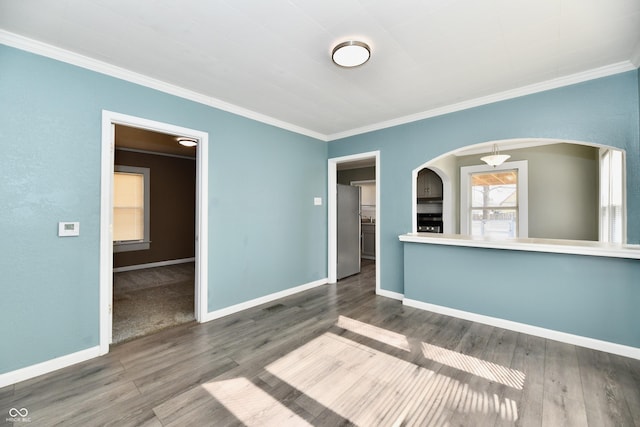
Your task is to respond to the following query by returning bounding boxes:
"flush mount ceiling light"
[332,41,371,68]
[481,144,510,167]
[177,137,198,147]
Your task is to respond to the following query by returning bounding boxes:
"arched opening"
[412,138,626,243]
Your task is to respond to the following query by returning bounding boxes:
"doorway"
[99,111,209,354]
[328,151,380,293]
[111,125,196,343]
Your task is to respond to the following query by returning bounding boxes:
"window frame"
[113,165,151,252]
[599,148,626,244]
[460,160,528,238]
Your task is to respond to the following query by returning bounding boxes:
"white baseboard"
[403,298,640,360]
[113,257,195,273]
[377,289,404,301]
[202,278,328,322]
[0,346,101,388]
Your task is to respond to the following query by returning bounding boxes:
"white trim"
[0,30,325,142]
[99,120,115,352]
[0,346,101,388]
[403,298,640,361]
[599,148,627,244]
[424,138,620,162]
[326,61,637,141]
[328,151,381,295]
[460,160,528,238]
[113,257,195,273]
[1,30,635,143]
[377,289,404,301]
[201,278,328,322]
[398,233,640,259]
[100,111,209,355]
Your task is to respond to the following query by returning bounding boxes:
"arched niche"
[412,138,626,243]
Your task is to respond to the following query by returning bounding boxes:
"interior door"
[337,184,361,279]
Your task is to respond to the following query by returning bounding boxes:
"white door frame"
[328,151,381,293]
[99,110,209,354]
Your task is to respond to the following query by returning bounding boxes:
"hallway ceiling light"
[332,41,371,68]
[481,144,510,167]
[177,138,198,147]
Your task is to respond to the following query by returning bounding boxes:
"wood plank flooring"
[2,260,640,426]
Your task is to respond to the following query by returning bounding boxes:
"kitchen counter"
[399,232,640,260]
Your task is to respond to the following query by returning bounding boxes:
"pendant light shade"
[481,144,510,167]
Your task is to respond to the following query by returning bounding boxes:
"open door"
[337,184,361,280]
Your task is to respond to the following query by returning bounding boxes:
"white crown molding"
[327,61,638,141]
[1,30,636,143]
[0,30,327,141]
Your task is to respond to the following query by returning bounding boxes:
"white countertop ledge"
[399,233,640,260]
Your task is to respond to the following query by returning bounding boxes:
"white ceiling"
[1,0,639,140]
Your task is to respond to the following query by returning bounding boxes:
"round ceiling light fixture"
[177,137,198,147]
[332,41,371,68]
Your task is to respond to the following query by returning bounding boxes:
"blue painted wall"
[328,71,640,296]
[0,45,327,374]
[1,41,638,375]
[404,243,640,348]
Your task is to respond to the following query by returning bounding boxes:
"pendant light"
[481,144,510,167]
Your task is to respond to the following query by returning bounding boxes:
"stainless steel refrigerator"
[337,184,361,280]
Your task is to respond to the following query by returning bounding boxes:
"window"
[461,161,528,238]
[113,165,150,252]
[600,149,624,243]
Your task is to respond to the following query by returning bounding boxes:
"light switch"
[314,197,322,206]
[58,222,80,237]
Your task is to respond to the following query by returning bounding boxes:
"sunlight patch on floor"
[336,315,411,351]
[266,332,519,425]
[421,342,526,390]
[202,377,312,427]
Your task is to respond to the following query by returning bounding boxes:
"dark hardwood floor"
[2,259,640,426]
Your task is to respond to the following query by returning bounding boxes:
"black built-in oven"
[417,213,443,233]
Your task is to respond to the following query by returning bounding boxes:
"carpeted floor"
[112,262,195,344]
